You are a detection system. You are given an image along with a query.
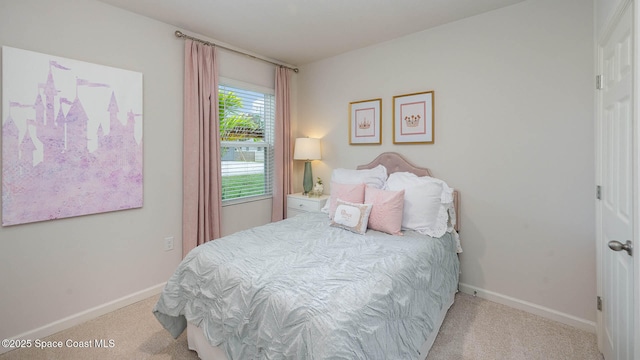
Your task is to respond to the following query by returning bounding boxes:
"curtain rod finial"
[174,29,298,72]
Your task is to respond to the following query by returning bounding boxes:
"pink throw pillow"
[365,186,404,235]
[329,182,366,218]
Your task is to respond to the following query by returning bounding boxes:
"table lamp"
[293,137,321,195]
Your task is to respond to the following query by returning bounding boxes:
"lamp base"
[302,161,313,195]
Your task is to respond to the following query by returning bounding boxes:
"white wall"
[297,0,596,328]
[0,0,279,345]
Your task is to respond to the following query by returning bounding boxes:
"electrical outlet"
[164,236,174,251]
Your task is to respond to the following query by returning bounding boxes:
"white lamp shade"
[293,138,321,160]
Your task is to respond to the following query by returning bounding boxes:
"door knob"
[608,240,633,256]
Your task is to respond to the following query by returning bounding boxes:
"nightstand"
[286,193,329,218]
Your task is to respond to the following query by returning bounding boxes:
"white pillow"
[330,164,388,189]
[330,199,373,235]
[385,172,455,238]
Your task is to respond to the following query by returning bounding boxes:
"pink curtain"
[182,39,222,257]
[272,67,293,221]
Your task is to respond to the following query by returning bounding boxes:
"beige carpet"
[426,293,603,360]
[0,292,602,359]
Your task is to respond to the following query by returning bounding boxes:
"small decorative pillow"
[365,186,404,235]
[330,199,373,235]
[328,182,366,218]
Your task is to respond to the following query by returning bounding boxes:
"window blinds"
[219,83,275,202]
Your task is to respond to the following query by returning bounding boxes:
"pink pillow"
[329,182,365,218]
[365,187,404,235]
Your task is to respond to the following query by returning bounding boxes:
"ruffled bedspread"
[154,212,459,359]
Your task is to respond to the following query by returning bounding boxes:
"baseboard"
[458,283,596,333]
[0,282,166,355]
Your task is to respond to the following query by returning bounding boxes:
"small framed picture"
[349,98,382,145]
[393,91,434,144]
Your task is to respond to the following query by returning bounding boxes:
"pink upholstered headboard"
[357,152,460,232]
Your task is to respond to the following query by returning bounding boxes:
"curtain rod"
[175,30,299,73]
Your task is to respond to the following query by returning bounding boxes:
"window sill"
[222,195,272,207]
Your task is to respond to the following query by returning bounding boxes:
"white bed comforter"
[154,212,459,360]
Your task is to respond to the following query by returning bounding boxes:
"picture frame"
[349,98,382,145]
[393,91,434,144]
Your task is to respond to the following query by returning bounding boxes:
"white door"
[597,3,635,360]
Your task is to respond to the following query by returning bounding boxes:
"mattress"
[154,212,460,359]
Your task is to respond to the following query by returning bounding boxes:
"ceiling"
[98,0,526,66]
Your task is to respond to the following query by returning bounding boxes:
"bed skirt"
[187,290,456,360]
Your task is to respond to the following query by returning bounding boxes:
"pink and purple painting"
[2,46,143,226]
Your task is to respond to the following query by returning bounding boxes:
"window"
[219,80,275,203]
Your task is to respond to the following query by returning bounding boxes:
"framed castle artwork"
[349,98,381,145]
[393,91,434,144]
[2,46,143,226]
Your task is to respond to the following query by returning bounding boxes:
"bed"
[154,152,461,360]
